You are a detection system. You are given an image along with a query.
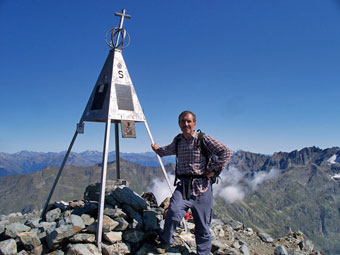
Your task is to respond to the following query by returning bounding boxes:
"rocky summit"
[0,180,323,255]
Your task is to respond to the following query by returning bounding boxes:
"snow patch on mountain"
[327,154,340,164]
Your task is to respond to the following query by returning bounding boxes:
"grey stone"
[66,243,101,255]
[143,210,158,232]
[25,218,40,228]
[0,239,17,255]
[0,221,7,235]
[46,224,82,250]
[226,220,243,231]
[102,242,131,255]
[18,230,41,250]
[122,204,143,230]
[80,214,95,226]
[69,233,95,243]
[5,222,31,238]
[232,240,241,249]
[65,215,85,229]
[211,239,228,254]
[104,207,128,219]
[54,201,70,211]
[274,245,288,255]
[102,215,119,232]
[240,244,250,255]
[258,232,274,243]
[123,229,144,243]
[46,208,61,222]
[46,250,65,255]
[113,217,129,231]
[103,231,123,243]
[17,250,29,255]
[111,186,147,211]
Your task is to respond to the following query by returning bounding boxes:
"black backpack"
[174,130,219,185]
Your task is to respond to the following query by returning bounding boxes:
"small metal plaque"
[121,120,136,138]
[77,122,84,134]
[115,83,134,111]
[91,83,108,110]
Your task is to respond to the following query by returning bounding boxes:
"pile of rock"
[0,180,323,255]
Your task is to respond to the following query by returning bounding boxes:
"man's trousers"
[160,182,213,255]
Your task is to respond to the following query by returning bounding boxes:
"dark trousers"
[161,181,213,255]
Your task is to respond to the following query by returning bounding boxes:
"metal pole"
[144,121,173,193]
[115,121,120,179]
[40,128,79,219]
[96,118,112,250]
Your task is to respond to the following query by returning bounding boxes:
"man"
[151,110,232,255]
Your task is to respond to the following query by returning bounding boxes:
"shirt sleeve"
[202,135,233,173]
[155,136,177,157]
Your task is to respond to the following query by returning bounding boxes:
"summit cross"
[115,9,131,30]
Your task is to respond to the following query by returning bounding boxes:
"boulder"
[66,243,101,255]
[17,231,41,250]
[258,232,274,243]
[0,239,17,255]
[5,222,31,238]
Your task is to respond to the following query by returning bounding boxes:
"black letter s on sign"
[118,70,124,79]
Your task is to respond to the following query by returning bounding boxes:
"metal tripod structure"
[40,9,173,250]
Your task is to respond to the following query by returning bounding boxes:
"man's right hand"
[151,143,160,151]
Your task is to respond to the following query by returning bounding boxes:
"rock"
[54,201,70,211]
[240,244,250,255]
[102,242,131,255]
[258,232,274,243]
[69,233,95,243]
[143,210,158,232]
[226,220,243,231]
[123,229,144,243]
[232,240,241,249]
[46,208,61,222]
[65,215,85,229]
[211,239,228,254]
[110,186,147,211]
[122,204,143,230]
[46,224,82,250]
[80,214,95,226]
[113,217,129,231]
[69,200,85,209]
[103,231,122,243]
[0,221,7,235]
[18,231,41,250]
[104,207,128,219]
[102,215,119,232]
[274,245,288,255]
[0,239,17,255]
[66,243,101,255]
[5,222,31,238]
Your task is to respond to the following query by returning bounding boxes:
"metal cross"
[114,9,131,47]
[115,9,131,30]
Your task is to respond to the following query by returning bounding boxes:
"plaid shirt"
[156,130,232,196]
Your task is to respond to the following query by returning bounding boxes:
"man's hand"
[151,143,160,151]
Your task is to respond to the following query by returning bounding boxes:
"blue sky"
[1,0,340,155]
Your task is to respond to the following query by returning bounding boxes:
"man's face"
[179,113,196,138]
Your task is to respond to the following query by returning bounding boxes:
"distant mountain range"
[0,150,175,177]
[1,146,340,254]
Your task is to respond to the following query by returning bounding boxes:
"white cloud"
[214,166,279,204]
[148,173,175,206]
[217,185,245,203]
[247,168,279,191]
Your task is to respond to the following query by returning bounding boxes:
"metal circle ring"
[105,27,130,49]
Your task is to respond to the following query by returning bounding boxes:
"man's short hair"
[178,110,196,123]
